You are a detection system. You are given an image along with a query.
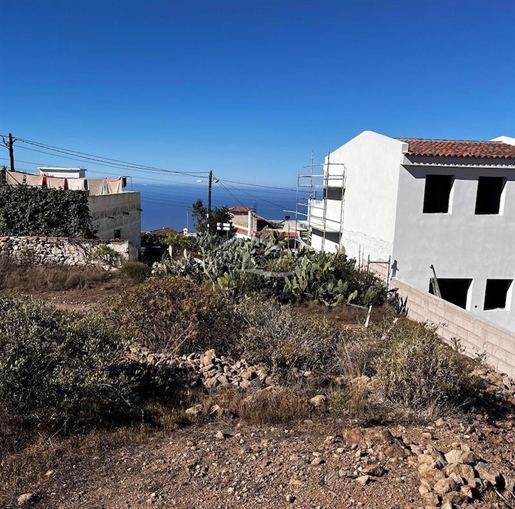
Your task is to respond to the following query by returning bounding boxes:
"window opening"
[475,177,505,215]
[423,175,453,213]
[484,279,512,310]
[113,229,121,239]
[429,278,471,309]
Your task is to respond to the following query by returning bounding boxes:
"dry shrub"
[119,260,151,281]
[376,321,481,411]
[111,277,241,355]
[235,299,346,381]
[237,388,311,424]
[206,387,311,425]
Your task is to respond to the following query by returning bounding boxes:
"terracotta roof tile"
[398,138,515,159]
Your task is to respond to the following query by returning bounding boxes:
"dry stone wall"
[0,236,138,267]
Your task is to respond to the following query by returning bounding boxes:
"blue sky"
[1,0,514,187]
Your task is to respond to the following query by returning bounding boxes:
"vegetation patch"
[0,185,94,237]
[110,277,241,355]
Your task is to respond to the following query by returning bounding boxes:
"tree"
[191,198,232,234]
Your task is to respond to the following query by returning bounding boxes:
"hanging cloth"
[6,171,25,186]
[106,177,123,194]
[87,178,106,195]
[46,177,66,189]
[67,178,87,190]
[26,174,44,187]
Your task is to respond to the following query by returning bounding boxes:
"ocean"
[130,182,307,232]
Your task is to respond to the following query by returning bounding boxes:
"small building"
[37,167,141,250]
[307,130,515,331]
[38,167,87,179]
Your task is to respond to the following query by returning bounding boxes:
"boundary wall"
[0,236,138,267]
[392,277,515,378]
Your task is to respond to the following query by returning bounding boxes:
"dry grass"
[0,258,113,292]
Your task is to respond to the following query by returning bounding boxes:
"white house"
[37,167,141,249]
[308,130,515,332]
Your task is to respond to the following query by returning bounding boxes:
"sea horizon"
[130,182,307,232]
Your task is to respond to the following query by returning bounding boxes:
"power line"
[216,177,297,192]
[15,136,207,178]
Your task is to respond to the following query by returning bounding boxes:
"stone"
[310,457,325,466]
[475,462,504,487]
[419,484,431,496]
[17,493,34,506]
[201,349,216,366]
[185,404,203,417]
[215,431,226,440]
[454,463,475,480]
[345,429,366,448]
[459,451,477,464]
[309,395,327,410]
[433,477,457,495]
[356,475,370,486]
[444,450,463,464]
[421,492,440,506]
[361,464,385,477]
[442,491,465,505]
[285,494,296,503]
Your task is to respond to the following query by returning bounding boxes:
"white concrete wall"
[318,131,405,260]
[88,191,141,250]
[392,164,515,331]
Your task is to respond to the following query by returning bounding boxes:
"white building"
[308,130,515,331]
[37,167,141,250]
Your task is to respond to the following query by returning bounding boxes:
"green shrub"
[119,261,151,281]
[111,277,240,355]
[0,185,94,237]
[0,298,152,443]
[376,321,479,411]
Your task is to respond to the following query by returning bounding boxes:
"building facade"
[308,131,515,331]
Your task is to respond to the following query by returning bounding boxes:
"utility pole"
[207,170,213,233]
[0,133,16,172]
[8,133,15,172]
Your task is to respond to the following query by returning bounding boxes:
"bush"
[0,298,152,446]
[119,261,151,281]
[110,277,240,355]
[235,299,348,381]
[375,321,480,411]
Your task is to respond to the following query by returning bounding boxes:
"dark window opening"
[484,279,512,310]
[429,278,471,309]
[475,177,505,215]
[113,229,121,239]
[323,188,343,200]
[423,174,454,213]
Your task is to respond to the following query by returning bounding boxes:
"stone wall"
[391,277,515,378]
[0,236,138,267]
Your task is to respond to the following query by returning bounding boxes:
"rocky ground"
[3,276,515,509]
[8,357,515,509]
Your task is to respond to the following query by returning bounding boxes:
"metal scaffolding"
[294,151,346,251]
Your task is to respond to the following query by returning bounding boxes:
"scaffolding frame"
[293,150,346,252]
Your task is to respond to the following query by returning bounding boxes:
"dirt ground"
[2,270,514,509]
[5,414,515,509]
